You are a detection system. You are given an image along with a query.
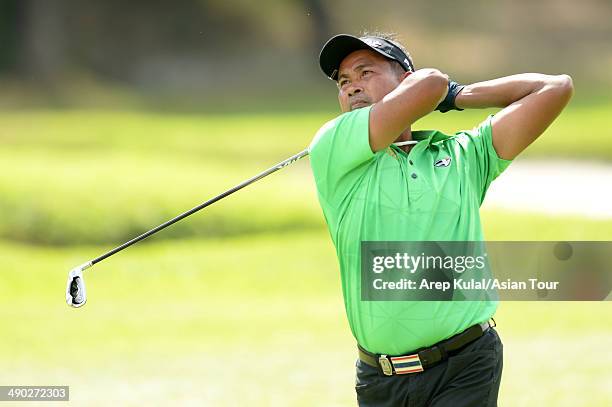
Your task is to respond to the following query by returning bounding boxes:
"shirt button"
[409,160,414,165]
[411,173,418,179]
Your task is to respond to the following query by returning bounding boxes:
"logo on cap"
[363,38,383,48]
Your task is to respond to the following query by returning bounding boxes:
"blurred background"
[0,0,611,405]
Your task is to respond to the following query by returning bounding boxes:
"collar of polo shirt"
[392,130,454,150]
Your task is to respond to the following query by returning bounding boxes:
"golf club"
[66,148,310,308]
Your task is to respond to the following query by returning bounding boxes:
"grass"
[417,102,612,161]
[0,102,611,245]
[0,107,610,405]
[1,225,611,406]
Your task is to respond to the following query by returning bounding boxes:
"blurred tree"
[0,0,609,96]
[0,0,21,73]
[19,0,67,82]
[302,0,332,55]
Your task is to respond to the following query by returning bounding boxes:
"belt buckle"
[379,355,393,376]
[390,354,424,374]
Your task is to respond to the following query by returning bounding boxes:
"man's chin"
[351,102,371,110]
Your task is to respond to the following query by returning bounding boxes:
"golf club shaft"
[86,148,309,268]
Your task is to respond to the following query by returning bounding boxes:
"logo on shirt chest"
[434,157,452,168]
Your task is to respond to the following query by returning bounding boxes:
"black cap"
[319,34,414,80]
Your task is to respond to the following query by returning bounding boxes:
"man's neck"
[394,128,414,153]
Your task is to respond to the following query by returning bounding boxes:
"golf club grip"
[90,149,310,266]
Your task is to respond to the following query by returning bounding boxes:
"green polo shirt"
[309,106,512,355]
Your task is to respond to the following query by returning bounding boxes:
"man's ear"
[401,70,413,80]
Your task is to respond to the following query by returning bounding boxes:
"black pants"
[355,328,503,407]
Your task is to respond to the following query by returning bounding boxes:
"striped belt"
[358,319,495,376]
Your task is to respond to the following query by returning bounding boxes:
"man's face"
[336,49,406,113]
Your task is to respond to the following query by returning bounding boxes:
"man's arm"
[369,69,448,152]
[455,74,574,160]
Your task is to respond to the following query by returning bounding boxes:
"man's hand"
[455,74,574,160]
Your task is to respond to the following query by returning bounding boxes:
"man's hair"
[360,30,414,77]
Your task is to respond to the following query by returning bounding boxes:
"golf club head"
[66,267,87,308]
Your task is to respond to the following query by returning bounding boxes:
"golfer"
[309,32,573,406]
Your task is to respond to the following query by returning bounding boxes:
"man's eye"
[339,80,349,88]
[362,70,372,77]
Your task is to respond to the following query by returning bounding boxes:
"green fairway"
[1,225,611,406]
[0,103,611,245]
[1,107,610,406]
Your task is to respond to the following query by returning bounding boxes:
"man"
[308,32,573,406]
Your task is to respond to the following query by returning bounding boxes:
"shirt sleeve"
[308,106,375,206]
[456,115,513,204]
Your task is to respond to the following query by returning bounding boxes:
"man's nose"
[348,84,363,97]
